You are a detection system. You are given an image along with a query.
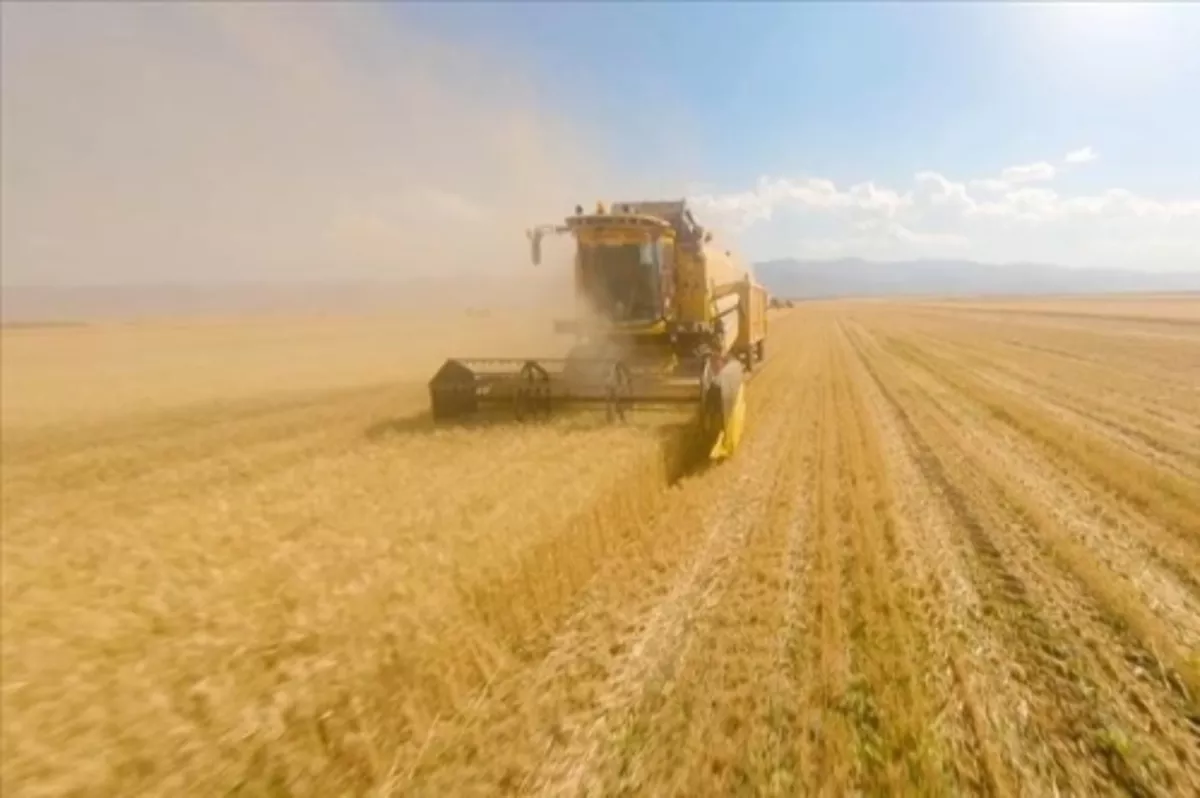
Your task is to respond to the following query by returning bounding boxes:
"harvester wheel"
[738,348,754,373]
[698,382,725,452]
[755,340,765,362]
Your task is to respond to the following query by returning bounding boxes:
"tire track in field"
[856,320,1200,795]
[885,311,1200,417]
[532,472,761,797]
[848,325,1200,641]
[398,314,818,796]
[795,329,856,794]
[877,331,1200,550]
[529,347,814,797]
[942,333,1200,458]
[984,322,1198,411]
[769,370,820,796]
[879,330,1200,629]
[892,328,1200,576]
[938,348,1200,598]
[827,323,960,793]
[905,330,1200,481]
[865,352,1148,793]
[845,322,1024,796]
[765,318,958,795]
[585,363,817,795]
[949,330,1200,440]
[912,308,1200,378]
[886,328,1200,628]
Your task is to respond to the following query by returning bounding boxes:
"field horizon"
[5,272,1200,325]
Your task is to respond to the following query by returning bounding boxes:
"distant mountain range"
[754,258,1200,300]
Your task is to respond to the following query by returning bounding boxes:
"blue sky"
[394,2,1200,197]
[3,2,1198,285]
[391,2,1200,270]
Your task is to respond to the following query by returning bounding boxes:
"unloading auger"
[428,200,769,460]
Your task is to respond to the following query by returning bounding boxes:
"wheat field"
[3,298,1199,796]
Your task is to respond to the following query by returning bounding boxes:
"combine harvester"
[428,199,769,460]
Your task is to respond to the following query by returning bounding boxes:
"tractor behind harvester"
[428,199,769,460]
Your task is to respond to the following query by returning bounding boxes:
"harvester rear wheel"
[698,382,725,453]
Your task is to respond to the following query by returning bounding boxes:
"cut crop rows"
[4,299,1198,796]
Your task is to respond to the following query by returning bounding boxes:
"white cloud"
[966,157,1060,195]
[689,175,912,233]
[690,155,1200,270]
[969,178,1011,193]
[976,187,1061,221]
[999,161,1057,184]
[846,181,912,216]
[914,171,977,212]
[1064,146,1099,164]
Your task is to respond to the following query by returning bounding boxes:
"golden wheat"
[3,299,1199,796]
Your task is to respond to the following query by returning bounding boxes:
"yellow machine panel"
[429,198,770,460]
[673,248,709,326]
[701,240,750,294]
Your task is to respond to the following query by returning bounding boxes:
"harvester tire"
[738,348,754,373]
[755,340,765,362]
[698,382,725,454]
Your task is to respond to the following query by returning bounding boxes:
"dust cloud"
[0,3,620,316]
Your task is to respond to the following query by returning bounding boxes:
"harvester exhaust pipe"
[526,223,569,267]
[528,229,542,266]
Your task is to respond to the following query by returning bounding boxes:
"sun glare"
[1022,2,1180,89]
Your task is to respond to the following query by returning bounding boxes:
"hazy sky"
[3,2,1199,288]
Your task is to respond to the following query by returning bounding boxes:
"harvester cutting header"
[428,199,769,459]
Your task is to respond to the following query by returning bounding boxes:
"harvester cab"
[429,199,769,460]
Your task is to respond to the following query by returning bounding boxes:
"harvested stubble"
[4,298,1200,797]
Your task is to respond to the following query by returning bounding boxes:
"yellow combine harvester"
[428,199,769,459]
